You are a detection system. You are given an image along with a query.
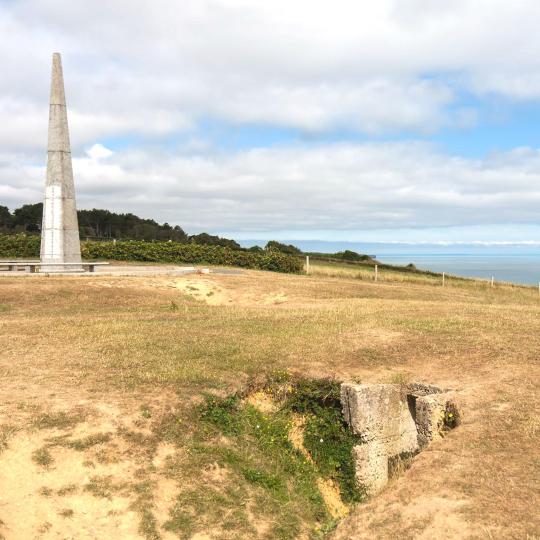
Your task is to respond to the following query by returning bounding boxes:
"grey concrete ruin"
[40,52,82,272]
[341,382,459,496]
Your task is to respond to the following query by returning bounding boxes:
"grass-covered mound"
[168,374,365,538]
[0,234,302,273]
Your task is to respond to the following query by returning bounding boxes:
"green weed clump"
[282,378,364,503]
[188,394,329,538]
[192,375,364,537]
[32,410,87,430]
[199,395,245,435]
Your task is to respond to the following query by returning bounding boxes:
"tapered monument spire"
[40,52,82,271]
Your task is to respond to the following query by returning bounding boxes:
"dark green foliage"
[303,410,362,503]
[0,234,303,273]
[199,396,244,435]
[283,378,363,504]
[242,468,284,492]
[335,250,369,262]
[79,208,188,242]
[80,239,302,273]
[196,394,330,536]
[189,232,241,249]
[0,206,13,232]
[13,203,43,232]
[1,202,188,241]
[284,378,342,415]
[266,240,303,255]
[306,250,375,264]
[0,234,40,258]
[444,401,461,429]
[197,375,364,529]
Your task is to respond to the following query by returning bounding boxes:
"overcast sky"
[2,0,540,242]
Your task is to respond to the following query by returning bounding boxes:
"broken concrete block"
[415,393,446,448]
[351,441,388,497]
[341,383,419,453]
[341,382,461,497]
[405,382,444,397]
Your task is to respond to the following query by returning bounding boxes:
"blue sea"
[241,240,540,286]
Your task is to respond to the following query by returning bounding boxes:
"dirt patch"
[316,477,349,519]
[1,269,539,538]
[288,416,308,457]
[245,391,278,414]
[0,399,183,540]
[167,278,231,305]
[0,430,140,539]
[163,276,288,306]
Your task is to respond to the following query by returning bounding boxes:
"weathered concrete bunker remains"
[341,382,460,496]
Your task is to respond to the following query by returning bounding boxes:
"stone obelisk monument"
[40,52,82,272]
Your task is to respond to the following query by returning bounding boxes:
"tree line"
[0,202,370,260]
[0,203,240,248]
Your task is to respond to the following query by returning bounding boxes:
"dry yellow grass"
[0,268,539,539]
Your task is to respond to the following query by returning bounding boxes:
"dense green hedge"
[0,234,302,273]
[0,234,40,258]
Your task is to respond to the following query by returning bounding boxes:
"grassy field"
[0,265,539,539]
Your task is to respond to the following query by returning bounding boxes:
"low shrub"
[0,235,303,273]
[0,234,40,258]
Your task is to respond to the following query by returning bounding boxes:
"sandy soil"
[0,271,539,539]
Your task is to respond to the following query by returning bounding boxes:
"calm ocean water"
[375,250,540,286]
[242,240,540,286]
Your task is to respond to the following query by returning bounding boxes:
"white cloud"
[86,144,113,161]
[4,141,540,237]
[4,1,540,239]
[4,0,540,149]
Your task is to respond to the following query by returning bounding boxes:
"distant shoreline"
[251,241,540,286]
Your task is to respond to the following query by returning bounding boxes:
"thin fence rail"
[306,258,540,293]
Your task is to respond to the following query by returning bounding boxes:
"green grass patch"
[131,481,160,540]
[174,375,365,538]
[32,410,87,430]
[280,377,364,503]
[155,389,330,539]
[46,432,112,451]
[84,475,132,500]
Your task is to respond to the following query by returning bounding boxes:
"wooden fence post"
[374,264,378,282]
[442,272,445,287]
[305,255,310,275]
